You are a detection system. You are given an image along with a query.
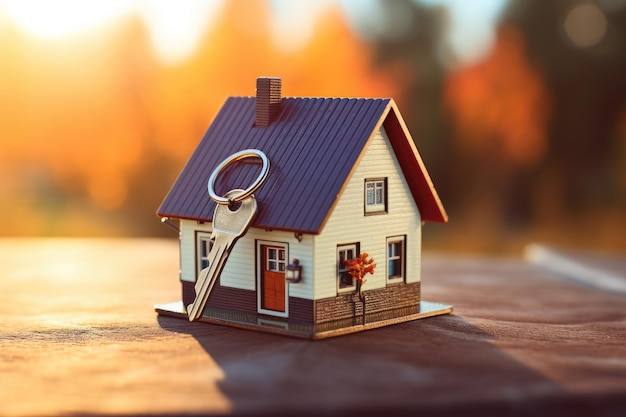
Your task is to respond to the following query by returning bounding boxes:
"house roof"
[157,95,447,234]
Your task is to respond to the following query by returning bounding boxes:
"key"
[187,189,257,321]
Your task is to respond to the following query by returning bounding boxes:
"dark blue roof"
[158,96,447,233]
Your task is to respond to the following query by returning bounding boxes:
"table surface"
[1,238,624,417]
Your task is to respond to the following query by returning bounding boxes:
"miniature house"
[156,77,450,338]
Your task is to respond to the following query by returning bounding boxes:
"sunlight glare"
[0,0,128,39]
[0,0,225,64]
[138,0,224,64]
[427,0,508,65]
[270,0,333,53]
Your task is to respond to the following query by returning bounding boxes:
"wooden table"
[1,238,624,416]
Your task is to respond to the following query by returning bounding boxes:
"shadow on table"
[156,314,619,417]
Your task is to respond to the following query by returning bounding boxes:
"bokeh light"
[0,0,624,254]
[563,2,607,48]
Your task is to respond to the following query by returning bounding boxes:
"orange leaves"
[444,25,552,169]
[0,4,399,235]
[344,252,376,285]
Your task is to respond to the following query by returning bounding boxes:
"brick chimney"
[255,77,282,127]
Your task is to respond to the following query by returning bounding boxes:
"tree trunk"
[358,281,366,325]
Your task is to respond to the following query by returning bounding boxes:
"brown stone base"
[314,282,420,324]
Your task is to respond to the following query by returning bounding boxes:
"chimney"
[255,77,282,127]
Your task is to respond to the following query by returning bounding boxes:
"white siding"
[179,127,422,303]
[179,219,315,299]
[313,127,422,300]
[179,220,212,282]
[225,228,314,299]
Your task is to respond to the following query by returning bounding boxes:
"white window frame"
[195,231,213,277]
[337,243,359,293]
[265,246,286,273]
[386,236,406,283]
[365,178,387,214]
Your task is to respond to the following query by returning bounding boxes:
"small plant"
[344,252,376,293]
[344,253,376,324]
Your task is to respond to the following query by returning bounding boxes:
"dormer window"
[364,178,387,214]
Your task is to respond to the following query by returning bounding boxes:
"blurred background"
[0,0,624,255]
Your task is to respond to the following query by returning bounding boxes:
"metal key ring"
[207,149,270,205]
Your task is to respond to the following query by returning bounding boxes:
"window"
[337,242,359,292]
[196,232,213,276]
[266,246,286,272]
[364,178,387,214]
[387,236,406,283]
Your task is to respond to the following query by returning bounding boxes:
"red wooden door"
[261,245,286,312]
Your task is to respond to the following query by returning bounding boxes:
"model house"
[156,77,450,338]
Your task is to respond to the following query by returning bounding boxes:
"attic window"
[364,178,387,214]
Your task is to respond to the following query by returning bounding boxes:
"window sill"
[364,210,388,216]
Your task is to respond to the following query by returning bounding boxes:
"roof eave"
[156,212,321,235]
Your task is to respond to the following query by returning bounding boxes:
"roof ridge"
[225,96,391,101]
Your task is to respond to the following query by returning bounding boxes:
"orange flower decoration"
[344,252,376,285]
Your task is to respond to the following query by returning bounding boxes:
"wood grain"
[1,238,624,416]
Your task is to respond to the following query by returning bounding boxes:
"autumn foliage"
[344,253,376,287]
[444,25,552,169]
[0,2,398,236]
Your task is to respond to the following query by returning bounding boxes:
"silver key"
[187,189,257,321]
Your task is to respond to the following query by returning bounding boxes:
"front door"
[259,244,287,316]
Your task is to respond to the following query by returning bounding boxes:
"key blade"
[193,232,224,294]
[187,191,258,321]
[187,242,228,321]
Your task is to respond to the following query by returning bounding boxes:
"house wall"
[179,219,315,299]
[230,227,314,299]
[313,127,422,300]
[178,126,423,322]
[180,220,211,283]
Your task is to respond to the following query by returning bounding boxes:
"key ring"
[207,149,270,205]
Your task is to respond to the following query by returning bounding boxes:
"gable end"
[382,102,448,223]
